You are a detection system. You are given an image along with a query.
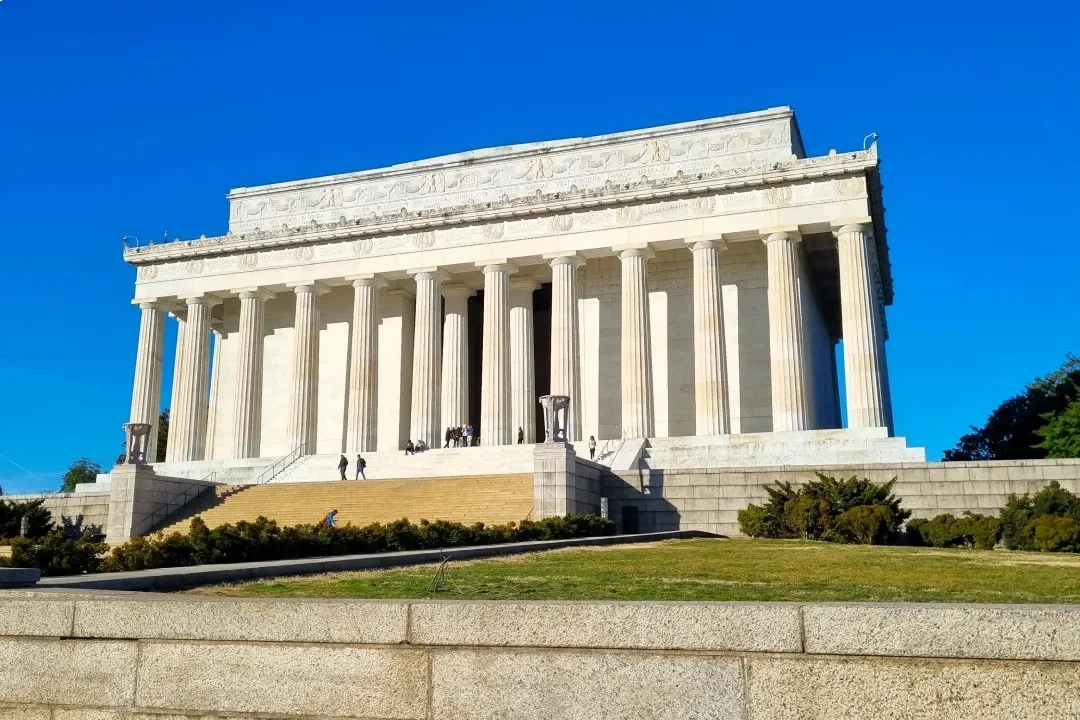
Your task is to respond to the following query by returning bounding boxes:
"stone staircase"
[276,444,536,483]
[154,474,534,535]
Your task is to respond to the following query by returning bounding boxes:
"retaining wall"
[0,593,1078,718]
[604,458,1080,535]
[0,492,110,533]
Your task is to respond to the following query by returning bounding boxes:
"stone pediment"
[225,107,800,235]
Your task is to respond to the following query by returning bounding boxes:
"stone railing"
[0,593,1077,718]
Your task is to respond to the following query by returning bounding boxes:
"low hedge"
[97,514,615,573]
[906,512,1001,549]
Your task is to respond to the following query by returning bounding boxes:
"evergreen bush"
[999,481,1080,551]
[906,512,1001,549]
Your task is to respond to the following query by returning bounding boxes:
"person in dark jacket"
[517,427,525,444]
[337,454,348,481]
[356,454,366,480]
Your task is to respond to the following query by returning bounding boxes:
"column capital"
[178,294,223,308]
[510,277,541,293]
[545,252,586,268]
[477,261,517,275]
[286,281,330,296]
[688,236,727,253]
[131,298,170,312]
[407,267,450,282]
[232,287,276,301]
[346,273,388,289]
[760,227,802,245]
[831,217,873,237]
[441,283,476,299]
[614,243,655,260]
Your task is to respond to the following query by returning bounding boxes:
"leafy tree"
[156,408,169,462]
[943,354,1080,461]
[1035,389,1080,458]
[60,458,102,493]
[0,499,53,539]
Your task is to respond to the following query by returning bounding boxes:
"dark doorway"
[532,282,552,442]
[467,292,484,435]
[621,506,640,535]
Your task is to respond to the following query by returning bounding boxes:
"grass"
[188,538,1080,604]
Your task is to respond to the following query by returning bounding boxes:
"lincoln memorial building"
[122,106,924,481]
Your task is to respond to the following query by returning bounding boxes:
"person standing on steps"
[588,436,597,460]
[517,427,525,445]
[465,424,474,447]
[444,426,452,449]
[405,439,415,456]
[337,454,348,481]
[356,454,366,480]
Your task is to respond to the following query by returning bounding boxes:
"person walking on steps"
[444,426,452,449]
[356,454,366,480]
[323,509,338,528]
[337,454,348,481]
[517,427,525,445]
[588,436,597,460]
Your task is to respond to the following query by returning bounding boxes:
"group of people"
[442,424,477,448]
[336,454,367,481]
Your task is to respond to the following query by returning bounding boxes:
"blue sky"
[1,0,1077,493]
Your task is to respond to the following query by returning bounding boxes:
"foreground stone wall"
[605,458,1080,535]
[1,592,1078,719]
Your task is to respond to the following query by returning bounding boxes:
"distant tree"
[1036,390,1080,459]
[943,355,1080,461]
[60,458,102,493]
[156,409,169,462]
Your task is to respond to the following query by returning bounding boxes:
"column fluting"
[619,247,655,439]
[170,296,214,462]
[231,290,272,459]
[346,277,384,453]
[510,277,538,444]
[287,284,325,454]
[836,222,889,429]
[440,284,473,434]
[690,240,731,435]
[410,270,446,449]
[549,255,585,441]
[165,313,187,462]
[129,302,165,463]
[763,230,810,432]
[480,263,513,446]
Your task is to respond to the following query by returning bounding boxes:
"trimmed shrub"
[738,473,909,544]
[1025,515,1080,552]
[999,481,1080,551]
[906,512,1001,550]
[9,530,106,575]
[99,514,615,574]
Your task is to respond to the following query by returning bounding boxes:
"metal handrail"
[595,439,623,467]
[145,471,218,533]
[252,442,307,485]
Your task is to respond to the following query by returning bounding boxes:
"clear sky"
[0,0,1077,493]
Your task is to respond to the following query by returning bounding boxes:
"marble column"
[763,229,810,432]
[479,262,513,445]
[287,284,326,454]
[231,289,272,459]
[835,221,889,429]
[548,255,584,441]
[690,239,731,435]
[441,284,473,433]
[410,269,446,449]
[346,276,384,453]
[170,296,215,462]
[165,312,187,463]
[618,247,655,439]
[129,302,165,463]
[204,327,223,460]
[510,277,538,444]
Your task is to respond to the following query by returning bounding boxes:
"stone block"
[0,597,73,637]
[135,641,427,718]
[411,601,799,652]
[747,655,1080,719]
[0,638,136,706]
[431,648,744,720]
[804,603,1080,661]
[681,498,719,512]
[0,708,50,720]
[691,485,724,499]
[73,597,408,644]
[0,569,41,589]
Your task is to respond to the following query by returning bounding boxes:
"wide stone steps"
[275,444,537,483]
[155,474,534,535]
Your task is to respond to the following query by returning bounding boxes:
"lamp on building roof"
[863,132,878,150]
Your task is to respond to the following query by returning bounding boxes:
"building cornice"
[124,147,878,265]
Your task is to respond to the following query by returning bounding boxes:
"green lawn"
[189,538,1080,604]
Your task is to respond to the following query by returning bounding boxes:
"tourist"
[405,440,415,456]
[466,424,474,447]
[588,436,597,460]
[444,426,452,449]
[323,509,338,528]
[517,427,525,445]
[337,454,348,481]
[458,425,466,447]
[356,454,366,480]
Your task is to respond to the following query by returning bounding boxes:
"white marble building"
[123,106,923,477]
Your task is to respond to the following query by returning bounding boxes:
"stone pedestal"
[532,442,602,520]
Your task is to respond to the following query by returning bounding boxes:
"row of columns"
[127,220,890,460]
